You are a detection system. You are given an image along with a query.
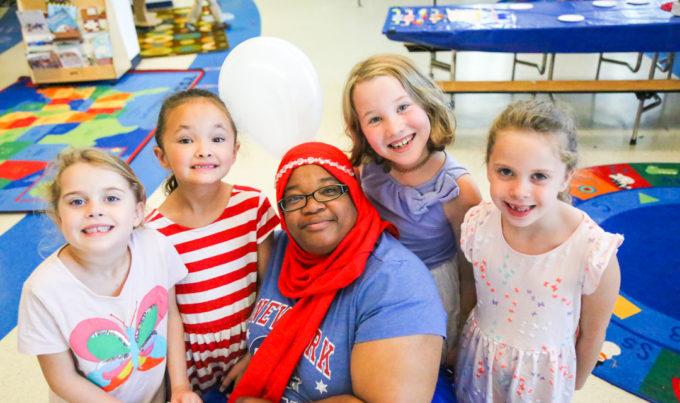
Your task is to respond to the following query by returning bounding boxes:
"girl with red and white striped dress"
[146,89,279,399]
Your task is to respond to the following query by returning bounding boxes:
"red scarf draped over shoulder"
[228,142,396,402]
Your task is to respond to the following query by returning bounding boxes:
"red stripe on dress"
[213,194,259,222]
[182,304,255,332]
[184,242,256,273]
[186,332,246,361]
[147,194,259,237]
[232,184,259,193]
[176,263,256,294]
[174,221,254,254]
[179,282,255,314]
[188,349,245,391]
[189,353,244,388]
[257,214,280,240]
[257,196,273,217]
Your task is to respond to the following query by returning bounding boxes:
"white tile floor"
[1,0,678,401]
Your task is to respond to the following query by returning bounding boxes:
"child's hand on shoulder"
[171,385,202,403]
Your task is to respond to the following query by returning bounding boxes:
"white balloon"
[218,37,323,159]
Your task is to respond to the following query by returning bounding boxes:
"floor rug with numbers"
[570,162,680,403]
[137,6,229,58]
[0,68,203,212]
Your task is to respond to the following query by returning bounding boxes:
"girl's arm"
[37,352,122,403]
[256,233,274,292]
[167,287,202,403]
[575,256,621,390]
[443,174,482,329]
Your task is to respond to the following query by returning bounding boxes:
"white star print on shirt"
[315,379,328,394]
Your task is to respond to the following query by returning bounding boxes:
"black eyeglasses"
[278,184,349,212]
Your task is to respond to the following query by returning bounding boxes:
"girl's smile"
[81,224,114,235]
[191,163,218,169]
[388,133,416,150]
[504,202,535,217]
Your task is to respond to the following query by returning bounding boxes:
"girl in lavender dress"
[343,53,482,368]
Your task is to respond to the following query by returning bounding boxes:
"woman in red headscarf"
[223,142,446,403]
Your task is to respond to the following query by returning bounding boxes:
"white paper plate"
[592,0,616,7]
[508,3,534,10]
[626,0,649,4]
[558,14,586,22]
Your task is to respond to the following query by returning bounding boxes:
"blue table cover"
[383,1,680,53]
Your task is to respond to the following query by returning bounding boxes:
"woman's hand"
[221,351,252,393]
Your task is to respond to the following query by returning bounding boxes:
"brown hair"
[343,54,456,168]
[43,147,146,222]
[154,88,237,195]
[486,99,578,203]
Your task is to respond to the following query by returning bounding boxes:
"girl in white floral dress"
[456,99,623,402]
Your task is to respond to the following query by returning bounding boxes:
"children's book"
[26,51,61,69]
[16,10,54,44]
[55,46,86,68]
[47,7,80,40]
[91,32,113,64]
[80,7,107,33]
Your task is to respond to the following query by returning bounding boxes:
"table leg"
[631,92,662,145]
[595,52,644,79]
[511,53,549,81]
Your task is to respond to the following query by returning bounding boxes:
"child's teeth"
[392,135,414,148]
[84,226,111,233]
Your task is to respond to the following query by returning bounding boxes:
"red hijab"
[229,142,395,402]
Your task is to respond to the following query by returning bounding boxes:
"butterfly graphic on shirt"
[69,285,169,391]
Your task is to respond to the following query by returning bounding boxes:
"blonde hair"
[486,99,578,203]
[43,147,146,222]
[343,54,456,168]
[154,88,237,195]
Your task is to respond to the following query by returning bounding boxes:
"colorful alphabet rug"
[137,7,230,58]
[571,163,680,403]
[0,69,203,212]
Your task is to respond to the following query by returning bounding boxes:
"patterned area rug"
[0,69,203,212]
[137,7,230,58]
[571,163,680,403]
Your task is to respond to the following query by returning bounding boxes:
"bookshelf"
[17,0,140,84]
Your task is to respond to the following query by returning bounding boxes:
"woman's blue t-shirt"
[246,230,446,403]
